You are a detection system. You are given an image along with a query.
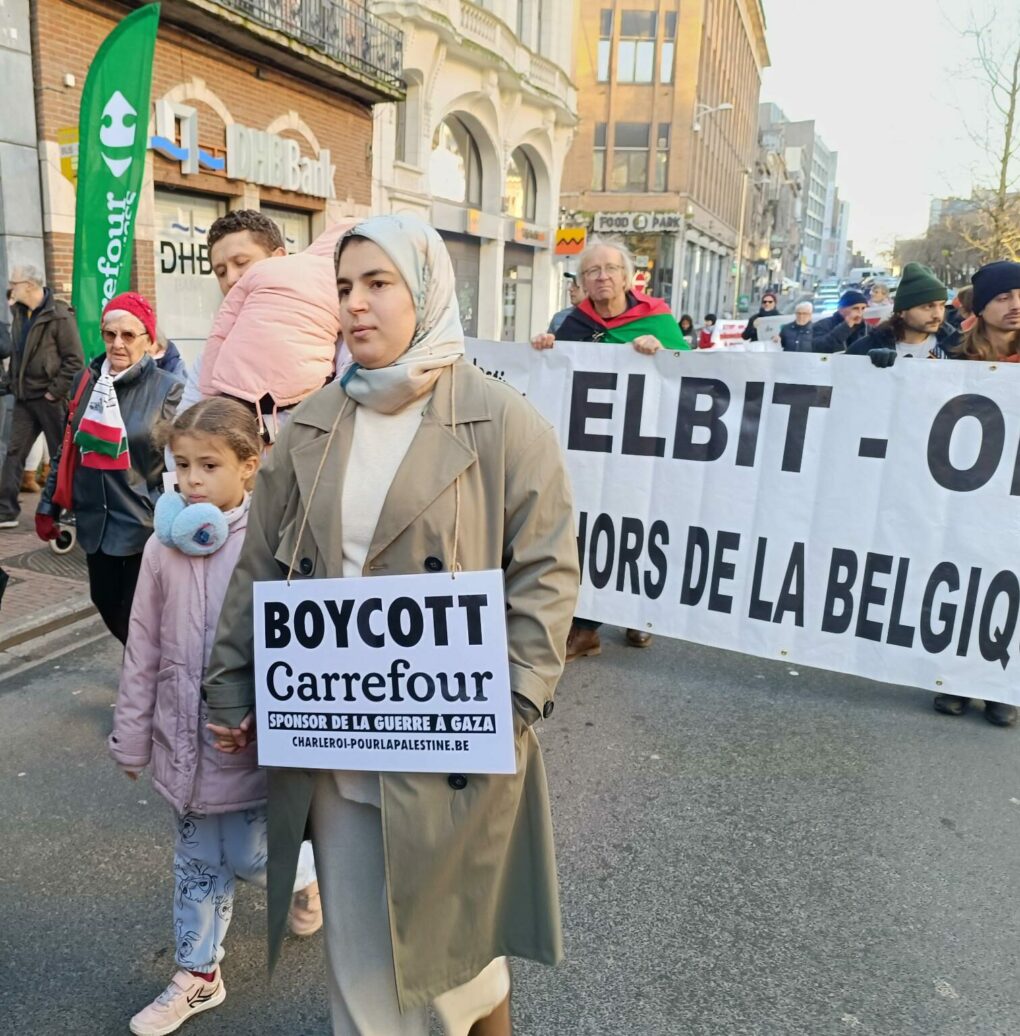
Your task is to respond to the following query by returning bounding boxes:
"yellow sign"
[467,208,481,235]
[554,227,586,255]
[57,127,80,188]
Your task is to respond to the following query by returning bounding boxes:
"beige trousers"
[310,773,510,1036]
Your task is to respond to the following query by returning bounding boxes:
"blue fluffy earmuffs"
[154,492,229,556]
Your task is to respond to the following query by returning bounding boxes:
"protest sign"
[754,304,893,346]
[253,569,516,773]
[466,340,1020,705]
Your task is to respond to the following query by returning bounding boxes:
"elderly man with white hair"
[779,301,814,352]
[531,236,688,662]
[0,264,83,528]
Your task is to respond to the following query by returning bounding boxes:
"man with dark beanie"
[847,262,959,365]
[810,289,870,353]
[956,260,1020,361]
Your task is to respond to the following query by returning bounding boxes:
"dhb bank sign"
[150,99,336,199]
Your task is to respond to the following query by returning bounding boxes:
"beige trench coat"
[203,361,579,1010]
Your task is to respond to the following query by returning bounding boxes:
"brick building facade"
[29,0,401,359]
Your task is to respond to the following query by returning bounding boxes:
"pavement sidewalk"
[0,489,95,651]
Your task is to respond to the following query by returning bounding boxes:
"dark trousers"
[0,396,66,520]
[86,550,143,645]
[574,618,602,631]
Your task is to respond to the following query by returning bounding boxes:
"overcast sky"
[759,0,1016,261]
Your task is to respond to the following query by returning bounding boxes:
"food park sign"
[150,99,336,199]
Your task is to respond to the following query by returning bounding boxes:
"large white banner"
[467,340,1020,705]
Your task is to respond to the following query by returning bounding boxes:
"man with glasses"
[531,236,687,661]
[741,291,778,342]
[0,265,83,528]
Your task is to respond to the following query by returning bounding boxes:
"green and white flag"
[72,3,160,360]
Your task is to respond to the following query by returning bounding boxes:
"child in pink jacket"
[109,398,319,1036]
[195,221,355,442]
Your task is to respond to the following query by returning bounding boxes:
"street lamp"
[692,101,733,132]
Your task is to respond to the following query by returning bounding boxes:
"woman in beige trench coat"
[203,213,579,1035]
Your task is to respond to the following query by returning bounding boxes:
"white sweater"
[334,392,432,805]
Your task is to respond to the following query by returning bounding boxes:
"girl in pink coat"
[109,398,318,1036]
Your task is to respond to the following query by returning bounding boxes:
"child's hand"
[207,711,255,753]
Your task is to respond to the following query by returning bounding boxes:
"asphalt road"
[2,626,1018,1036]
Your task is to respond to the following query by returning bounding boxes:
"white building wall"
[371,1,578,340]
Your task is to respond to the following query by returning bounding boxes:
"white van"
[847,266,888,284]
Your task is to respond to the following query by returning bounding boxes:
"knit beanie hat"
[102,291,157,342]
[894,263,946,312]
[837,289,868,308]
[971,261,1020,314]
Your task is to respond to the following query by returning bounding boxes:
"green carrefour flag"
[72,3,159,360]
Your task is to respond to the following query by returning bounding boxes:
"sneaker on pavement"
[932,693,969,716]
[288,880,322,936]
[983,700,1017,727]
[565,623,601,663]
[0,518,19,529]
[129,968,225,1036]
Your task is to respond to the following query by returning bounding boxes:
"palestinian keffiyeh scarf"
[74,359,132,470]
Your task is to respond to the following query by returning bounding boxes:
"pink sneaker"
[129,967,226,1035]
[288,880,322,936]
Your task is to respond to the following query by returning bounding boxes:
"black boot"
[983,700,1017,727]
[933,693,969,716]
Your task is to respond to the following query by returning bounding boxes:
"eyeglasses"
[581,264,625,279]
[763,299,776,306]
[101,328,148,345]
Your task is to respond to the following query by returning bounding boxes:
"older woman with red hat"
[37,292,182,642]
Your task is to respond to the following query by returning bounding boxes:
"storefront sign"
[226,124,335,199]
[253,570,517,774]
[57,127,79,187]
[555,227,586,255]
[513,221,549,247]
[594,211,683,234]
[149,99,336,199]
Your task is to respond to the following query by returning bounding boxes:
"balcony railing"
[218,0,403,91]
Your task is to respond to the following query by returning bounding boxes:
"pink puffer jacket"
[199,220,355,408]
[109,497,264,815]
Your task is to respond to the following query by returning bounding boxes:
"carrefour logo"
[99,90,137,178]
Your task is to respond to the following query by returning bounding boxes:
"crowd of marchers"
[1,209,1019,1036]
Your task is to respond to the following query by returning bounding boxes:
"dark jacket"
[810,311,871,354]
[39,354,183,556]
[156,340,188,381]
[0,321,10,395]
[9,290,84,401]
[779,320,814,352]
[847,320,960,359]
[741,305,773,342]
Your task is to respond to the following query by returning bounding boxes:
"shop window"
[592,122,607,191]
[661,11,677,83]
[505,148,537,222]
[610,122,649,191]
[597,9,612,82]
[430,116,483,206]
[260,205,311,253]
[654,123,670,191]
[617,10,656,83]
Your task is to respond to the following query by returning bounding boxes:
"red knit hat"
[103,292,157,342]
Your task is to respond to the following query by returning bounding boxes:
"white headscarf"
[335,214,465,414]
